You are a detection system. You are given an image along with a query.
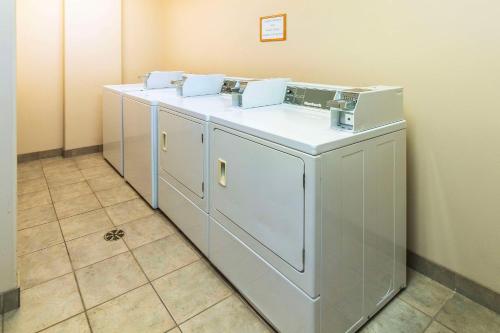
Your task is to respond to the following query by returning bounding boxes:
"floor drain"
[104,229,125,241]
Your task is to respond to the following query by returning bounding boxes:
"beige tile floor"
[4,153,499,333]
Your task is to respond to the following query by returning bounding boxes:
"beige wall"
[122,0,170,83]
[16,0,63,154]
[64,0,122,150]
[0,0,18,292]
[17,0,168,153]
[163,0,500,292]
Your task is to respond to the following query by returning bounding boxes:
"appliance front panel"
[123,98,153,205]
[212,129,305,271]
[158,110,205,198]
[103,90,123,175]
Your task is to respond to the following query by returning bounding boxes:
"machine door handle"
[161,131,167,152]
[218,159,227,187]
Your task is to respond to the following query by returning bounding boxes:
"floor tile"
[399,269,454,316]
[95,185,138,207]
[43,164,80,178]
[134,234,200,280]
[54,193,101,219]
[17,168,44,182]
[153,260,233,323]
[87,173,125,192]
[81,165,116,180]
[41,156,75,169]
[360,298,431,333]
[46,170,85,188]
[19,243,72,290]
[4,274,84,333]
[424,321,454,333]
[435,294,500,333]
[168,328,181,333]
[67,230,128,269]
[50,181,93,203]
[17,160,42,172]
[17,204,57,230]
[17,222,64,256]
[60,209,114,241]
[40,313,91,333]
[76,157,108,170]
[76,252,148,309]
[17,177,48,195]
[87,284,175,333]
[105,198,154,226]
[121,214,175,249]
[73,152,103,161]
[180,295,271,333]
[17,189,52,211]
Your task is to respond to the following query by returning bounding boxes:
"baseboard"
[63,144,103,158]
[407,250,499,314]
[17,145,103,162]
[0,287,20,314]
[17,148,62,163]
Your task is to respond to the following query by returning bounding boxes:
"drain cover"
[104,229,125,241]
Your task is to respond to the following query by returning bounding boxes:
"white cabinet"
[212,129,305,271]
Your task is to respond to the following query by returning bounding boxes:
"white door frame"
[0,0,18,301]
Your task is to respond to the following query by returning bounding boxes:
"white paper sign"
[261,14,286,41]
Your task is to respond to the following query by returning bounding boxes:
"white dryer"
[205,83,407,333]
[103,83,144,175]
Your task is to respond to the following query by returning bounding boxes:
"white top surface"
[123,88,178,106]
[156,94,406,156]
[103,83,145,94]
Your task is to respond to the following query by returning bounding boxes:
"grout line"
[17,218,58,232]
[231,292,278,332]
[84,280,151,311]
[22,156,91,333]
[55,203,102,221]
[16,238,65,259]
[19,153,268,331]
[176,293,235,328]
[398,290,457,332]
[60,227,95,333]
[33,311,86,333]
[100,205,179,328]
[43,166,95,333]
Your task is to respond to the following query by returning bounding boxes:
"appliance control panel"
[221,79,239,94]
[284,85,337,110]
[283,82,403,133]
[329,87,404,132]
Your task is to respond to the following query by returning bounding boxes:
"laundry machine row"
[153,77,407,333]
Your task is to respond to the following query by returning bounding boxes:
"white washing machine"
[103,84,144,175]
[156,81,407,333]
[123,74,227,209]
[122,88,178,208]
[156,94,233,255]
[155,77,258,255]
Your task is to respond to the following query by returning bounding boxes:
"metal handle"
[218,159,227,187]
[161,131,167,152]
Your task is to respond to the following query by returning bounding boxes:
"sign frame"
[260,13,287,42]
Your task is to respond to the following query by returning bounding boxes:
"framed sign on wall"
[260,13,286,42]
